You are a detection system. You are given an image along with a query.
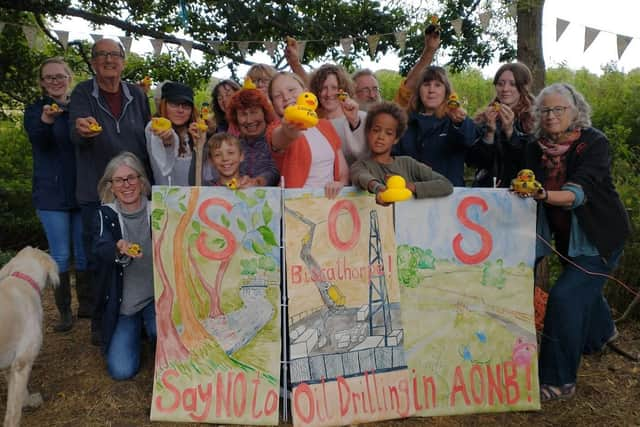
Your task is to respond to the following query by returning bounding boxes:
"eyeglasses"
[356,87,380,96]
[167,101,193,110]
[540,106,569,117]
[111,174,140,187]
[93,50,124,60]
[42,74,69,83]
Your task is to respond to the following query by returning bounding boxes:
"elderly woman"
[94,152,156,380]
[522,83,630,401]
[467,62,535,187]
[394,66,477,186]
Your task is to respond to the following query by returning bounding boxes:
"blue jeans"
[106,302,157,380]
[36,209,87,272]
[539,248,622,386]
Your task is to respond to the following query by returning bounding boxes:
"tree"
[516,0,545,93]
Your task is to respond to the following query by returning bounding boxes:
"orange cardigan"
[266,119,342,188]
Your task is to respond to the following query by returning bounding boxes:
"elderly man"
[69,38,151,345]
[352,69,382,111]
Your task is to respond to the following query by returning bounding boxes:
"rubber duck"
[88,122,102,132]
[510,169,542,194]
[447,93,461,109]
[127,243,142,256]
[337,89,348,102]
[141,76,152,88]
[197,103,209,131]
[151,117,172,132]
[226,178,238,190]
[243,77,257,90]
[379,175,413,203]
[50,103,60,113]
[426,15,441,34]
[283,92,319,129]
[493,101,501,111]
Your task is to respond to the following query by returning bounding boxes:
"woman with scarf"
[520,83,630,401]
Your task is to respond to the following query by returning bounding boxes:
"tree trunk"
[516,0,546,94]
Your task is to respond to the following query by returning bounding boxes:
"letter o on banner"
[327,200,361,251]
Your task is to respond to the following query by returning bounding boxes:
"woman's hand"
[41,104,63,124]
[152,126,175,146]
[324,181,344,199]
[116,239,143,259]
[188,122,207,146]
[498,104,515,139]
[446,105,467,125]
[340,97,360,129]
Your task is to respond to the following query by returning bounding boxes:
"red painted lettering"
[452,196,493,264]
[155,369,180,412]
[327,200,361,251]
[293,383,314,424]
[264,389,278,416]
[197,198,237,260]
[251,373,262,419]
[215,372,232,417]
[487,363,504,405]
[232,372,247,417]
[422,375,436,409]
[189,383,212,421]
[337,376,351,416]
[503,361,520,404]
[469,365,486,405]
[449,366,471,406]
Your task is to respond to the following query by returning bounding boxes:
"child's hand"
[324,181,344,199]
[374,186,392,206]
[280,119,304,140]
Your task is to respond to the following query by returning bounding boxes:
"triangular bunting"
[479,11,491,30]
[394,31,407,52]
[617,34,633,59]
[264,41,277,57]
[367,34,380,58]
[207,40,220,54]
[119,36,132,55]
[584,26,600,52]
[90,33,102,43]
[54,29,69,49]
[237,41,249,58]
[150,38,164,56]
[340,37,353,56]
[451,18,463,36]
[556,18,570,41]
[181,39,193,57]
[296,40,307,60]
[22,25,38,49]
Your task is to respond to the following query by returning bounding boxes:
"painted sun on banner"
[284,188,413,427]
[150,186,281,425]
[395,188,541,416]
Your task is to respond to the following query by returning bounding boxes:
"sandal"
[540,383,576,402]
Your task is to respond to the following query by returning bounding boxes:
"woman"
[308,64,368,166]
[246,64,277,96]
[467,63,535,187]
[394,66,477,186]
[94,152,156,380]
[211,79,241,135]
[146,81,205,186]
[521,83,630,401]
[24,57,88,332]
[267,72,349,198]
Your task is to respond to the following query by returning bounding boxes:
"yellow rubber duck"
[141,76,152,88]
[226,177,238,190]
[337,89,348,102]
[151,117,172,132]
[493,101,501,111]
[50,103,60,113]
[447,93,461,109]
[510,169,542,194]
[379,175,413,203]
[127,243,142,256]
[88,122,102,132]
[283,92,319,129]
[243,77,257,90]
[197,103,210,131]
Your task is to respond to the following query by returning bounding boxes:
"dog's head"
[0,246,59,291]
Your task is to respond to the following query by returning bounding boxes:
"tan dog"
[0,247,59,427]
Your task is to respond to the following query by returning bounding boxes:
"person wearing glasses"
[146,82,205,186]
[24,57,88,333]
[518,83,630,401]
[352,69,382,111]
[69,38,152,346]
[94,152,156,380]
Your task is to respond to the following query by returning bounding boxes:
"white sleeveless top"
[303,127,335,188]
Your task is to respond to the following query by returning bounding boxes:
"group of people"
[24,32,629,405]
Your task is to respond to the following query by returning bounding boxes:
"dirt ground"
[1,289,639,427]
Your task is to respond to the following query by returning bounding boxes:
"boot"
[75,270,93,318]
[54,271,73,332]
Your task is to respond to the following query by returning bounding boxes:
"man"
[352,69,382,111]
[69,38,151,345]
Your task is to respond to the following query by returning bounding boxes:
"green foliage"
[375,69,403,102]
[397,244,436,288]
[481,259,506,289]
[449,68,494,116]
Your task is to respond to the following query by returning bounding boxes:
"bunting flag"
[340,37,353,56]
[451,18,463,37]
[22,25,38,49]
[207,40,220,54]
[181,39,193,57]
[237,40,249,57]
[150,38,164,56]
[394,31,407,52]
[479,11,491,30]
[296,40,306,60]
[617,34,633,59]
[584,26,600,52]
[54,29,69,49]
[367,34,380,58]
[119,35,132,54]
[556,18,570,41]
[90,33,102,42]
[264,41,277,57]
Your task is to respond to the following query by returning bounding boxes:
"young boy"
[350,102,453,204]
[208,133,244,188]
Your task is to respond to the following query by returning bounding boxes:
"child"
[350,101,453,205]
[207,133,244,188]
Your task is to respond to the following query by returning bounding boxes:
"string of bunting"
[555,17,635,59]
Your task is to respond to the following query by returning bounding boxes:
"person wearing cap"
[69,38,152,346]
[145,81,206,186]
